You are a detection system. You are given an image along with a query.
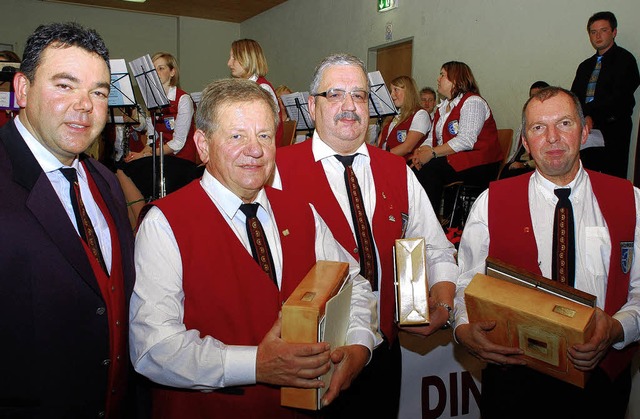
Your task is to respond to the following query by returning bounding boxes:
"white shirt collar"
[14,115,81,174]
[532,162,586,203]
[200,169,269,219]
[311,131,370,163]
[167,85,177,101]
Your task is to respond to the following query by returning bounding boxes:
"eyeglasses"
[313,88,369,103]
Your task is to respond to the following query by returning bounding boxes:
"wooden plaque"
[465,268,596,388]
[280,261,350,410]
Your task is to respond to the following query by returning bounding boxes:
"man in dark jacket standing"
[571,11,640,179]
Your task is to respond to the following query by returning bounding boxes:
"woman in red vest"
[118,52,200,223]
[228,39,284,146]
[410,61,502,212]
[378,75,431,162]
[125,52,198,164]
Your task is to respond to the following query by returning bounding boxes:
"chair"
[280,120,298,147]
[440,128,513,232]
[496,128,514,180]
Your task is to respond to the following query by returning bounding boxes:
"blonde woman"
[378,76,430,161]
[228,39,283,144]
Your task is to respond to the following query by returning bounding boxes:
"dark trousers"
[321,338,402,419]
[415,158,499,212]
[582,117,633,179]
[480,364,632,419]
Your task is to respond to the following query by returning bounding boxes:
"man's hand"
[320,344,369,407]
[256,318,331,388]
[569,308,624,371]
[399,296,449,337]
[455,322,526,365]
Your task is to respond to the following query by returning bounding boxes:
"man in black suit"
[0,22,136,418]
[571,11,640,179]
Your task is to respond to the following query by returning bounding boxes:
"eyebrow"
[51,72,111,90]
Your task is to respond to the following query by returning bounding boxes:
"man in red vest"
[454,86,640,418]
[274,54,458,419]
[129,78,380,418]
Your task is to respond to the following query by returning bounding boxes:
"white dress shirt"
[130,169,381,390]
[455,166,640,350]
[15,115,112,273]
[423,93,491,152]
[273,133,458,298]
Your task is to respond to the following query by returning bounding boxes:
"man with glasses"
[129,78,380,418]
[274,54,457,418]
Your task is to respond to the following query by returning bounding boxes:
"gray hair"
[309,53,368,95]
[196,78,278,137]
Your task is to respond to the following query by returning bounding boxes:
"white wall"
[243,0,640,178]
[2,0,240,93]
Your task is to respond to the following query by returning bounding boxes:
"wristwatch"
[436,302,454,329]
[431,148,438,159]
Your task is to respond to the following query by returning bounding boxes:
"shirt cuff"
[223,345,258,387]
[429,262,459,286]
[345,328,379,364]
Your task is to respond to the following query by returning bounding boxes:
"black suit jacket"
[0,121,136,418]
[571,43,640,127]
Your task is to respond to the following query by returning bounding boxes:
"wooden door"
[375,40,413,87]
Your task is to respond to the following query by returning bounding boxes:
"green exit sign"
[378,0,398,12]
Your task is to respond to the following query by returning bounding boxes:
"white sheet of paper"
[317,280,353,407]
[581,128,605,150]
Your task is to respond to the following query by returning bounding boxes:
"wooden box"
[465,261,596,388]
[393,238,429,326]
[281,260,350,410]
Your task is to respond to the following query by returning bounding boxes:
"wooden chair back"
[280,120,298,147]
[496,128,514,179]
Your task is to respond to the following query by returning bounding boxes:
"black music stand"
[281,91,314,138]
[107,59,141,163]
[0,63,20,113]
[367,71,397,132]
[128,54,170,200]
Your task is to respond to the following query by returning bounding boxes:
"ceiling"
[43,0,289,23]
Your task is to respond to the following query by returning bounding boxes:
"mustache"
[334,111,361,123]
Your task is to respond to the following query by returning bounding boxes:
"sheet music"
[0,63,19,111]
[581,129,605,150]
[190,91,202,105]
[367,71,397,118]
[317,280,353,408]
[108,59,136,107]
[128,54,169,110]
[281,92,315,131]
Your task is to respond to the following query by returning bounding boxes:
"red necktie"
[335,154,378,290]
[239,203,277,286]
[60,167,108,275]
[552,188,575,286]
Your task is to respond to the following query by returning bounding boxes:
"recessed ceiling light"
[121,0,147,3]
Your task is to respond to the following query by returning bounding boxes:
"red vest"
[256,76,284,147]
[379,110,426,161]
[432,92,502,172]
[150,181,317,418]
[276,140,408,343]
[154,88,197,163]
[488,171,638,380]
[84,164,128,418]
